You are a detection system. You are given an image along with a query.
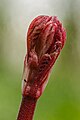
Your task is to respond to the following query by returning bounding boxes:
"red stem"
[17,96,37,120]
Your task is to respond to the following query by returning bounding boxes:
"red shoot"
[17,15,66,120]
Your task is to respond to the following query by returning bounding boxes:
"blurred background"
[0,0,80,120]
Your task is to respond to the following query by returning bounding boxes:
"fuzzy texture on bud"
[22,15,66,99]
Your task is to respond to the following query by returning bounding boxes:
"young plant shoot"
[17,15,66,120]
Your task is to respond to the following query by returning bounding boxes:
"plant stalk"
[17,96,37,120]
